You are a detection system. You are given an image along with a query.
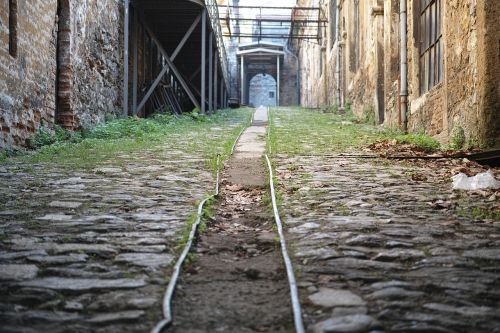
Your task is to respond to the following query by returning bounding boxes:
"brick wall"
[0,0,123,148]
[0,0,58,147]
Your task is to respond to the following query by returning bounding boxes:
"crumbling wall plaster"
[0,0,123,148]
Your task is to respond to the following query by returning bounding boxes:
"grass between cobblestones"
[268,107,440,155]
[0,109,254,169]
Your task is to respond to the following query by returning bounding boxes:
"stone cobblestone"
[276,155,500,333]
[0,111,251,332]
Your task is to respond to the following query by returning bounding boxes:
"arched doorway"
[248,74,276,107]
[56,0,74,129]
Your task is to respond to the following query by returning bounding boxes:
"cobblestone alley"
[1,107,499,333]
[1,1,499,332]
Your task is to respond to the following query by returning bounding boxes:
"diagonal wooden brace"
[137,14,202,114]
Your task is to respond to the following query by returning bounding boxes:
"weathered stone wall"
[295,0,325,108]
[404,0,500,145]
[280,50,299,106]
[70,1,123,129]
[342,0,380,119]
[297,0,499,146]
[383,0,400,127]
[476,0,500,146]
[0,0,123,148]
[297,0,382,117]
[0,1,58,147]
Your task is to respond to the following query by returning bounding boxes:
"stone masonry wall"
[0,0,123,148]
[405,0,500,145]
[342,0,380,120]
[383,0,400,127]
[70,1,123,129]
[297,0,382,119]
[0,0,58,147]
[297,0,499,146]
[280,50,299,106]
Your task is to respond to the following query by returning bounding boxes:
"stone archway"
[56,0,75,129]
[248,73,277,107]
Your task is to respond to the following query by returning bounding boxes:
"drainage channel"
[153,107,304,333]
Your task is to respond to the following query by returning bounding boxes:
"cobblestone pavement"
[0,111,251,332]
[271,108,500,333]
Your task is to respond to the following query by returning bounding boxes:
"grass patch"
[269,107,442,155]
[457,207,500,221]
[1,109,253,168]
[394,134,440,153]
[269,107,381,155]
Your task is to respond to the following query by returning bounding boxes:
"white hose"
[152,115,251,333]
[265,154,305,333]
[151,155,220,333]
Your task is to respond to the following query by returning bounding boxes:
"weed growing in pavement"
[269,107,381,154]
[0,147,24,162]
[270,107,442,155]
[0,108,254,167]
[382,131,441,153]
[177,211,199,253]
[457,207,500,221]
[29,124,83,148]
[361,106,376,125]
[450,126,466,150]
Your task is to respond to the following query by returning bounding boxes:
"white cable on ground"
[152,116,251,333]
[265,154,305,333]
[267,107,272,155]
[151,155,219,333]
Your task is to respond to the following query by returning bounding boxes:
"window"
[329,0,337,49]
[9,0,17,57]
[269,91,275,98]
[419,0,442,94]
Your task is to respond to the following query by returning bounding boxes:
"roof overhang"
[237,48,285,56]
[238,41,284,49]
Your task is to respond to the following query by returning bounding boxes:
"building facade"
[1,0,231,148]
[295,0,500,146]
[220,0,299,106]
[0,0,123,148]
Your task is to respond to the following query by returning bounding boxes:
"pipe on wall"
[123,0,130,117]
[335,1,342,109]
[400,0,408,132]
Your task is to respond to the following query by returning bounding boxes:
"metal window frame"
[419,0,443,94]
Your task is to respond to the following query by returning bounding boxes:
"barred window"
[329,0,337,50]
[419,0,442,94]
[350,0,360,71]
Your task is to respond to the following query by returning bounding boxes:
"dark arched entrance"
[249,74,277,107]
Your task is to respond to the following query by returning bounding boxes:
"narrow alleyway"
[172,107,292,332]
[271,108,500,333]
[2,0,499,332]
[0,107,499,333]
[0,111,252,332]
